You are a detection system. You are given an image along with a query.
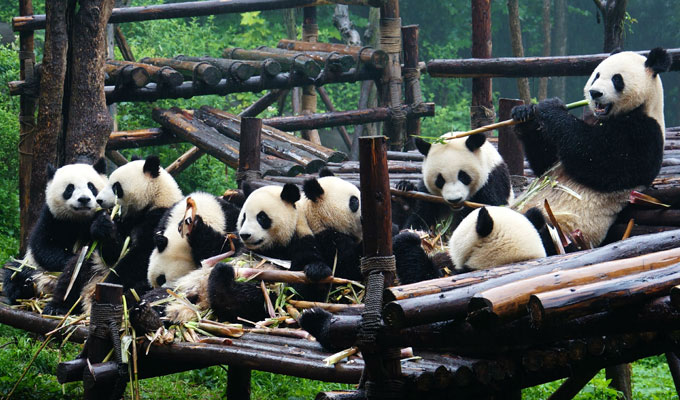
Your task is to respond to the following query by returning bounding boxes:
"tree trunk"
[64,0,115,163]
[595,0,629,52]
[282,8,301,118]
[301,7,321,145]
[538,0,551,100]
[471,0,494,129]
[333,5,361,46]
[506,0,531,104]
[552,0,567,99]
[29,0,70,233]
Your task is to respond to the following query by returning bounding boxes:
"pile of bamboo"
[310,229,680,396]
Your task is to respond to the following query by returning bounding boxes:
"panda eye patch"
[458,171,472,185]
[591,72,600,85]
[62,184,75,200]
[240,213,245,228]
[257,211,272,230]
[87,182,98,196]
[612,74,625,92]
[349,195,359,213]
[435,174,445,189]
[112,182,124,198]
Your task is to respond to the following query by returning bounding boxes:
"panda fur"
[401,133,512,232]
[3,160,108,305]
[147,191,241,289]
[43,156,183,315]
[511,48,671,246]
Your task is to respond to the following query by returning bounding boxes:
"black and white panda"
[400,133,512,232]
[511,48,671,247]
[3,159,107,305]
[43,156,183,315]
[147,191,241,289]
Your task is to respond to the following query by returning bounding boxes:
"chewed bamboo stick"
[289,299,364,313]
[234,267,362,286]
[390,188,485,209]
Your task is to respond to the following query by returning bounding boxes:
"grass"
[0,323,677,399]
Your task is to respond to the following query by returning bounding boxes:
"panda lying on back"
[400,133,512,232]
[3,160,107,304]
[512,48,671,246]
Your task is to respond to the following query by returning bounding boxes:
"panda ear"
[465,133,486,152]
[645,47,672,76]
[524,207,547,231]
[414,137,431,156]
[130,155,142,161]
[46,164,57,181]
[93,157,107,175]
[281,183,301,205]
[143,155,161,178]
[319,168,334,177]
[475,207,494,238]
[303,178,324,202]
[242,181,255,199]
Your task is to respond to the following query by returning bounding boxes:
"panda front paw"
[42,303,69,316]
[304,262,332,282]
[536,97,566,115]
[511,104,537,122]
[90,210,116,240]
[395,180,417,192]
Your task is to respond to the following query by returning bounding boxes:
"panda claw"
[511,104,536,122]
[395,180,417,192]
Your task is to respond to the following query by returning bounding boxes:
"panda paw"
[536,97,566,115]
[395,180,417,192]
[511,104,537,122]
[42,303,69,316]
[304,262,332,282]
[90,210,116,240]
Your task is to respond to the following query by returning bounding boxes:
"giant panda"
[400,133,512,232]
[3,159,107,305]
[511,48,671,246]
[147,191,241,289]
[43,156,183,315]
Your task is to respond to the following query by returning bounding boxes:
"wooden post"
[606,364,632,400]
[379,0,405,150]
[227,366,252,400]
[301,6,321,145]
[547,369,599,400]
[497,98,524,175]
[470,0,494,129]
[238,117,262,188]
[82,283,124,399]
[18,0,36,252]
[401,25,421,142]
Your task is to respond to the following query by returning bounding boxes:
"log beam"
[470,0,494,129]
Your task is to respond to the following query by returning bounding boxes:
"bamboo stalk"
[289,299,364,313]
[390,188,484,208]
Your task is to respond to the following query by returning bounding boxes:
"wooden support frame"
[497,98,524,175]
[401,24,421,140]
[238,117,263,187]
[378,0,405,150]
[470,0,494,129]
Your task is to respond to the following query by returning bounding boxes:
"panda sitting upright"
[43,156,183,315]
[400,133,512,232]
[511,48,671,246]
[3,160,107,305]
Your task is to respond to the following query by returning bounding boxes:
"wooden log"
[616,208,680,227]
[383,229,680,328]
[497,98,524,175]
[165,147,204,176]
[104,62,149,87]
[238,117,262,185]
[316,86,353,149]
[105,150,128,166]
[277,39,388,69]
[386,151,423,161]
[402,25,421,139]
[263,102,434,132]
[665,352,680,397]
[468,247,680,326]
[104,68,381,103]
[106,128,182,150]
[529,263,680,327]
[194,107,325,171]
[152,108,303,176]
[257,46,355,73]
[0,305,88,344]
[242,90,284,116]
[175,55,255,81]
[140,57,221,86]
[241,59,282,77]
[107,59,183,87]
[603,224,679,245]
[197,106,346,162]
[113,25,134,62]
[223,47,322,78]
[470,0,493,130]
[64,0,115,164]
[379,0,405,150]
[14,0,388,32]
[427,48,680,78]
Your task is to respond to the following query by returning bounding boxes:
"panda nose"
[589,89,603,99]
[78,196,91,204]
[96,198,104,205]
[240,233,251,241]
[156,274,166,287]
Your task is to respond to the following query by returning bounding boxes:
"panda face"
[96,156,182,217]
[301,176,362,241]
[237,185,300,251]
[45,163,108,220]
[420,134,501,208]
[448,206,546,271]
[584,50,667,123]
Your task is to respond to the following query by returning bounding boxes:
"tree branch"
[592,0,605,14]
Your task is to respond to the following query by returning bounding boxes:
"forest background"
[0,1,679,398]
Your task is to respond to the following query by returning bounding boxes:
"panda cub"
[43,156,183,315]
[147,191,241,289]
[511,48,671,246]
[401,133,512,232]
[3,159,107,305]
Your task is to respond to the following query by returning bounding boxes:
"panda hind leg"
[208,262,271,323]
[393,231,443,285]
[2,261,37,304]
[43,257,95,315]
